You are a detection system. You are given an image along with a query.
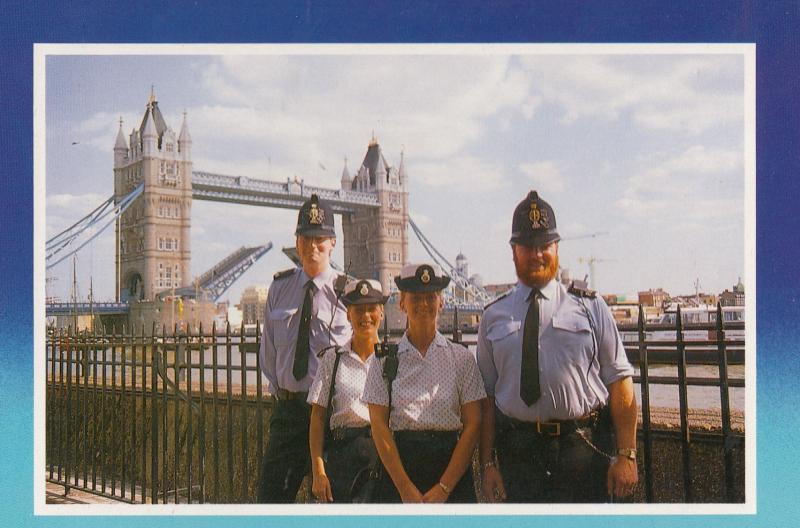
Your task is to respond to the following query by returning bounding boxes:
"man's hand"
[481,465,507,502]
[607,456,638,499]
[311,472,333,502]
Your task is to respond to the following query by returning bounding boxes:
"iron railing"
[46,303,745,503]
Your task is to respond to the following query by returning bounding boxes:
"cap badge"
[308,203,325,225]
[529,203,542,229]
[420,269,431,284]
[359,283,369,296]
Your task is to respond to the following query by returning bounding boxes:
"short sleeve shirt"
[362,332,487,431]
[307,344,371,429]
[258,266,352,395]
[476,279,634,422]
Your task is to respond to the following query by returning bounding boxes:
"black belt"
[498,408,605,437]
[331,426,371,442]
[394,430,459,443]
[275,388,309,401]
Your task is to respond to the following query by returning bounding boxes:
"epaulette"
[273,267,297,281]
[316,344,341,358]
[333,273,355,296]
[567,280,597,299]
[483,290,512,310]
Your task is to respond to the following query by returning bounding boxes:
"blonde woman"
[363,264,486,503]
[307,279,387,502]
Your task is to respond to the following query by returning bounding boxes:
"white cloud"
[411,156,509,190]
[47,193,106,209]
[616,145,743,225]
[518,55,743,134]
[518,161,566,194]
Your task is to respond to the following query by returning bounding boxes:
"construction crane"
[560,231,609,242]
[577,256,617,291]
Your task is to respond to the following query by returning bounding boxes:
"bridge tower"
[113,91,193,302]
[340,137,409,293]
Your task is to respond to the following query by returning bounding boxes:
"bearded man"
[476,190,639,503]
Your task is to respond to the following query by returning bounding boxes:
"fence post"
[675,306,693,502]
[198,322,207,504]
[452,305,462,344]
[716,302,736,501]
[239,321,249,502]
[150,325,160,504]
[637,305,654,502]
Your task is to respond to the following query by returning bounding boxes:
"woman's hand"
[422,483,450,503]
[399,481,424,503]
[312,472,334,502]
[481,465,506,502]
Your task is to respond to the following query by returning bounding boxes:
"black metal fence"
[45,304,745,504]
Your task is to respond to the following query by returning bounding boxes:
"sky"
[43,48,748,305]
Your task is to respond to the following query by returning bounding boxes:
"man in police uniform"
[257,193,352,503]
[476,190,638,503]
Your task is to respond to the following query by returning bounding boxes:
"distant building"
[484,283,516,297]
[455,252,470,280]
[240,286,269,324]
[720,277,745,307]
[449,252,489,303]
[639,288,670,308]
[604,293,640,324]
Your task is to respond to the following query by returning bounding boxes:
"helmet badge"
[308,203,324,225]
[420,269,431,284]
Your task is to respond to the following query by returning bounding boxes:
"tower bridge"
[46,92,492,328]
[191,171,381,212]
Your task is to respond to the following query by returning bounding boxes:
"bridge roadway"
[46,302,130,316]
[191,171,380,213]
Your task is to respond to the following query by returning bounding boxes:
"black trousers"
[325,427,380,503]
[257,399,311,503]
[377,430,476,503]
[495,411,614,503]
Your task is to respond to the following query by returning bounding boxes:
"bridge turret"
[398,148,407,188]
[340,156,350,189]
[114,117,128,167]
[374,149,387,190]
[141,105,158,157]
[178,111,192,159]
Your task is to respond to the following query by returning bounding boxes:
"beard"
[514,251,559,288]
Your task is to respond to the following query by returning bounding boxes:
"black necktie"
[520,289,541,406]
[293,280,314,380]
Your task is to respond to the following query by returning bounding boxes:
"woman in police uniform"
[307,279,388,503]
[363,263,487,503]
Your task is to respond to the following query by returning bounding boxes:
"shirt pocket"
[316,307,350,337]
[486,320,522,343]
[269,308,297,346]
[551,313,594,364]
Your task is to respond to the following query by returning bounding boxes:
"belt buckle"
[536,421,560,436]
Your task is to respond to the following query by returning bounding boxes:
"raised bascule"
[46,92,492,329]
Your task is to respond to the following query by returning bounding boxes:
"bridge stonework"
[340,139,409,293]
[113,94,193,302]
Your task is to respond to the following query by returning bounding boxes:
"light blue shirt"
[259,266,352,395]
[476,279,633,422]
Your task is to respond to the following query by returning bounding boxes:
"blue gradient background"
[2,1,798,526]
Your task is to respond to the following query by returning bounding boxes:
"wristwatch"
[616,447,637,460]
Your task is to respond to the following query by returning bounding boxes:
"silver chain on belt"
[575,427,614,461]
